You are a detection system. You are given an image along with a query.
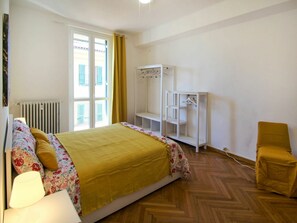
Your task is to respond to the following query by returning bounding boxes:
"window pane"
[96,103,103,121]
[74,101,90,130]
[95,100,108,127]
[94,38,107,98]
[74,34,89,99]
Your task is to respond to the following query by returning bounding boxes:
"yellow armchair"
[256,121,297,197]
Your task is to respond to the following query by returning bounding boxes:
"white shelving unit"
[165,91,208,152]
[134,64,175,136]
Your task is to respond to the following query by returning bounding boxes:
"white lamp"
[10,171,45,208]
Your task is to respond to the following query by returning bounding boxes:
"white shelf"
[151,130,161,136]
[165,91,208,152]
[136,113,161,122]
[166,105,187,109]
[167,134,207,147]
[136,64,174,70]
[166,118,186,125]
[171,91,208,96]
[135,64,175,136]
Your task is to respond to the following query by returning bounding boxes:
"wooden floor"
[99,144,297,223]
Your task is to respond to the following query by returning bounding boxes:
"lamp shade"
[10,171,45,208]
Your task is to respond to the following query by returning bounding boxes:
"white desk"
[4,190,81,223]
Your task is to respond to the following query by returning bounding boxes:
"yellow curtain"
[112,33,127,123]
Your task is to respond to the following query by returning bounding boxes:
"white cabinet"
[165,91,208,152]
[4,190,81,223]
[134,64,175,135]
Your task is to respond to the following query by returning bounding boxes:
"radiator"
[19,100,61,133]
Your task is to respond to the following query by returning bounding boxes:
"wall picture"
[2,13,9,107]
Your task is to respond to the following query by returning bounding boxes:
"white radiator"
[19,100,61,133]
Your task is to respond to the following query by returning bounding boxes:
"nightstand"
[4,189,81,223]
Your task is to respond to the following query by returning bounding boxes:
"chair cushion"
[256,146,297,197]
[258,146,296,165]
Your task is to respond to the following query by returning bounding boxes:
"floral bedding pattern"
[13,119,31,135]
[121,122,191,179]
[45,134,82,215]
[12,130,45,177]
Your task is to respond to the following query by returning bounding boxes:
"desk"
[4,190,81,223]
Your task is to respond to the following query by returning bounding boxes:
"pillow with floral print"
[13,130,36,151]
[13,119,31,135]
[12,130,44,178]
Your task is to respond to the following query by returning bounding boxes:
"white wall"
[125,36,141,123]
[9,3,69,131]
[136,7,297,160]
[9,2,140,131]
[0,0,10,221]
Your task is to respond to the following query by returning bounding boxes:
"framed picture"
[2,13,9,107]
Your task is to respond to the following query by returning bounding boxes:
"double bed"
[4,116,190,222]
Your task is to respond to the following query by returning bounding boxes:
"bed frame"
[82,173,181,222]
[3,115,181,223]
[4,115,13,209]
[0,114,12,223]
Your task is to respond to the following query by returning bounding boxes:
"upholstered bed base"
[82,173,181,223]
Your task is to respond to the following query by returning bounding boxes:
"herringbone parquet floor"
[99,144,297,223]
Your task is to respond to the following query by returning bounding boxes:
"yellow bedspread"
[55,123,169,216]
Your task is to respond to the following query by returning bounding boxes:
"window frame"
[69,28,113,131]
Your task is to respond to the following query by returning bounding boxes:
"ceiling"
[21,0,224,33]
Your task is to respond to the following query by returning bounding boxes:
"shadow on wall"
[208,93,236,151]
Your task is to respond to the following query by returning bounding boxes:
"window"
[70,30,112,131]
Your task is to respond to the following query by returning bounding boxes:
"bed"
[4,117,190,222]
